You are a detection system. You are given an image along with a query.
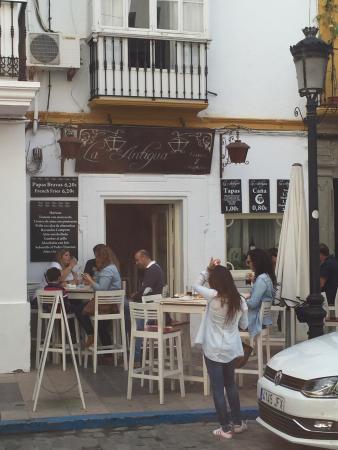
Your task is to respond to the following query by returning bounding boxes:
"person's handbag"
[234,342,253,369]
[295,300,310,323]
[83,298,118,315]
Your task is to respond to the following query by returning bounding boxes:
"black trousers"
[70,300,112,346]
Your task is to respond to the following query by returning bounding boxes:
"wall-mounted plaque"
[277,179,289,213]
[31,177,78,198]
[75,125,215,174]
[30,201,78,262]
[249,179,270,213]
[221,179,242,213]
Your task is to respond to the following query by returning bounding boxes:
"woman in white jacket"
[193,258,249,440]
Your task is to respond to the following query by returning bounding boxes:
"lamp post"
[290,27,332,338]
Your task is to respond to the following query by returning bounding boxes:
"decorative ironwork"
[220,126,251,171]
[89,35,208,102]
[0,56,19,77]
[0,1,27,80]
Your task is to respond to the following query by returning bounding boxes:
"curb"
[0,407,258,435]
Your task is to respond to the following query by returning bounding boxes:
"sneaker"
[233,421,248,434]
[212,427,233,439]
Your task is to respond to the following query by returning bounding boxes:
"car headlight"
[302,377,338,398]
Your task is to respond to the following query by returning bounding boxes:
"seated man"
[320,243,338,306]
[125,249,167,363]
[131,249,165,302]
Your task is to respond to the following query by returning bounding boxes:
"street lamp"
[290,27,333,338]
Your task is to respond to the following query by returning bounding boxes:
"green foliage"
[317,0,338,43]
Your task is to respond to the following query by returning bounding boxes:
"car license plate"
[260,388,285,412]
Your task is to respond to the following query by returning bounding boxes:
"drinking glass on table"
[186,285,193,297]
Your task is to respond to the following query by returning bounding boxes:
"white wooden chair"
[36,290,82,370]
[84,290,127,373]
[236,301,272,381]
[127,301,185,404]
[141,294,180,391]
[323,291,338,332]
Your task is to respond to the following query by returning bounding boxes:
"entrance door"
[105,203,179,296]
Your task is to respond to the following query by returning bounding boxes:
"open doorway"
[105,202,181,297]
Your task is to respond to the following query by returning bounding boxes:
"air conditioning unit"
[27,33,80,69]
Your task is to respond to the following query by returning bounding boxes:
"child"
[44,267,70,312]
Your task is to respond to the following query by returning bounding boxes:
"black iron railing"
[0,1,27,80]
[89,35,208,102]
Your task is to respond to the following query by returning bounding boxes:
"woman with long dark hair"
[193,258,248,440]
[246,248,276,337]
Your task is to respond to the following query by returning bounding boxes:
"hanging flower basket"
[226,139,250,164]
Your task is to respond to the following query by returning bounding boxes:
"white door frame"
[102,196,185,295]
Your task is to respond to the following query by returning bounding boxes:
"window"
[101,0,123,27]
[128,0,149,28]
[183,0,203,32]
[226,218,281,270]
[157,0,178,31]
[100,0,206,34]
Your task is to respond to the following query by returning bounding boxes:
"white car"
[257,332,338,449]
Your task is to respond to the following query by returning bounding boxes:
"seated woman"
[83,245,121,291]
[245,248,275,337]
[72,245,121,348]
[50,248,78,285]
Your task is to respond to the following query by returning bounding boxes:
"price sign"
[277,179,289,213]
[249,179,270,213]
[221,179,242,213]
[31,177,78,198]
[30,201,78,262]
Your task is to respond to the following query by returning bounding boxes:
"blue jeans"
[204,355,242,431]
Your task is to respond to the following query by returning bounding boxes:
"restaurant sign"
[31,177,78,198]
[221,179,242,213]
[75,125,215,174]
[277,179,289,213]
[249,179,270,213]
[30,201,78,262]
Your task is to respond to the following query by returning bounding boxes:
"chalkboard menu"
[30,201,78,262]
[221,179,242,213]
[277,179,289,213]
[31,177,78,198]
[75,125,215,174]
[249,179,270,213]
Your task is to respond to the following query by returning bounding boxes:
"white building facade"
[2,0,329,373]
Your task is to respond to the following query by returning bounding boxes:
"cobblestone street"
[0,421,326,450]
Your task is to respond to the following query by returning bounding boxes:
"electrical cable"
[33,0,50,32]
[48,0,51,31]
[47,71,52,111]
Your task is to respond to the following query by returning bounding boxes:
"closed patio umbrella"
[275,163,309,346]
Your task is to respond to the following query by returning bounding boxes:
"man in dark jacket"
[126,249,167,363]
[320,243,338,306]
[131,249,165,301]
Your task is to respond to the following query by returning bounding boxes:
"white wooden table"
[158,297,209,395]
[65,286,94,301]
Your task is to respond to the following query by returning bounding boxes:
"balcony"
[0,0,27,80]
[89,35,208,112]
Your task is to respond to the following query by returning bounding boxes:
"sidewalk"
[0,359,258,433]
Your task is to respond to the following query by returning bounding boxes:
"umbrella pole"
[285,306,291,348]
